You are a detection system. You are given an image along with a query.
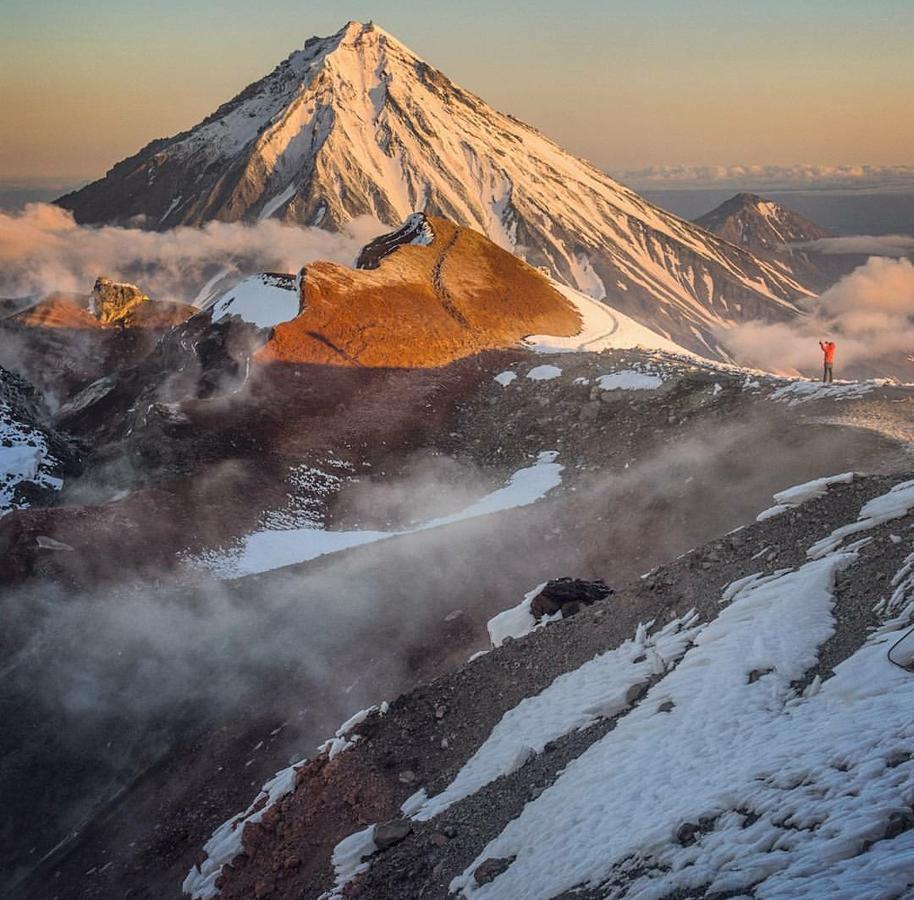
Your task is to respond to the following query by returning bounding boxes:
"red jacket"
[820,341,836,363]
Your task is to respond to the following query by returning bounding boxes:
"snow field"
[415,612,703,822]
[445,483,914,898]
[194,451,564,577]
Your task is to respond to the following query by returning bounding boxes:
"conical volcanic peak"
[57,22,812,357]
[695,193,831,253]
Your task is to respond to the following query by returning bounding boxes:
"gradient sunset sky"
[2,0,912,183]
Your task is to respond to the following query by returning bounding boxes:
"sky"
[1,0,913,185]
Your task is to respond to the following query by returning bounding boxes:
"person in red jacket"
[819,339,836,383]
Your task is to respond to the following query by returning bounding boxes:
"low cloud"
[797,235,914,257]
[616,164,914,192]
[721,256,914,378]
[0,203,385,303]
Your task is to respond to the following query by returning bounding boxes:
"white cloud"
[797,235,914,257]
[720,257,914,378]
[0,203,384,303]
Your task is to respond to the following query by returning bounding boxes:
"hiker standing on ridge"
[819,338,836,383]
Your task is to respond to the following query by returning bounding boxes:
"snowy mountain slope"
[526,282,695,357]
[184,471,914,900]
[56,21,811,357]
[6,336,914,897]
[0,367,76,515]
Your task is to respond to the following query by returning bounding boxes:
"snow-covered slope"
[184,471,914,900]
[209,273,300,329]
[525,282,695,358]
[57,22,811,357]
[0,368,72,515]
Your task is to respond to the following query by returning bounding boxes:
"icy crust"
[208,273,300,329]
[193,451,563,578]
[442,482,914,899]
[756,472,856,522]
[416,612,703,822]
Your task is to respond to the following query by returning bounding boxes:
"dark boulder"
[530,577,613,620]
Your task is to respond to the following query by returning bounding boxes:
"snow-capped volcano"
[57,21,811,356]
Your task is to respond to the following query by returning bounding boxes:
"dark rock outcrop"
[530,577,613,620]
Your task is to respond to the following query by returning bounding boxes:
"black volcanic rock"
[529,577,613,620]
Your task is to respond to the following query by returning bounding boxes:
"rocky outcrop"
[529,577,613,620]
[356,213,436,270]
[89,277,196,328]
[91,277,150,325]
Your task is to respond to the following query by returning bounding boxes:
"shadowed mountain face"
[694,192,831,255]
[55,21,811,358]
[693,193,880,292]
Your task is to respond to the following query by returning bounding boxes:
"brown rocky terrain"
[259,217,581,368]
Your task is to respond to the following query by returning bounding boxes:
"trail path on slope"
[432,230,470,328]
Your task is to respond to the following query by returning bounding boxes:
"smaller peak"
[732,192,764,204]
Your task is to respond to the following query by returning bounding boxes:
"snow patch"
[194,452,563,577]
[493,371,517,387]
[808,479,914,559]
[525,365,562,381]
[209,273,300,329]
[769,379,878,406]
[454,551,867,899]
[595,370,664,391]
[417,612,702,822]
[526,283,694,357]
[486,582,551,648]
[183,764,300,898]
[0,392,62,516]
[321,825,377,899]
[756,472,855,522]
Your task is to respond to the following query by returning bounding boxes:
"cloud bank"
[797,235,914,257]
[616,164,914,192]
[721,256,914,378]
[0,203,384,304]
